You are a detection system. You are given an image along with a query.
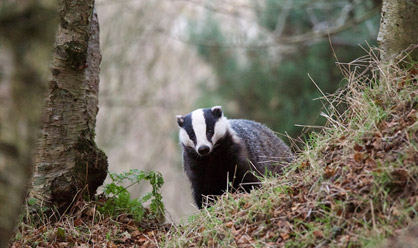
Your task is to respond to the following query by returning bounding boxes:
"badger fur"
[177,106,293,209]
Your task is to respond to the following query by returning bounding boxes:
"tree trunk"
[377,0,418,62]
[31,0,108,212]
[0,1,57,246]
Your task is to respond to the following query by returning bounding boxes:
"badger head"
[176,106,232,156]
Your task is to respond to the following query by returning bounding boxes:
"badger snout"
[197,145,210,156]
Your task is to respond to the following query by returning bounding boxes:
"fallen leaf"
[120,231,131,241]
[74,244,89,248]
[300,160,310,169]
[313,230,323,239]
[131,230,141,238]
[243,202,252,209]
[365,158,377,168]
[85,207,95,217]
[373,136,384,150]
[74,218,83,227]
[58,242,69,248]
[391,207,401,216]
[324,167,336,178]
[353,144,363,152]
[386,120,398,128]
[138,236,148,243]
[391,169,409,184]
[354,152,363,162]
[406,109,417,123]
[273,209,282,217]
[237,235,248,244]
[280,233,290,240]
[107,241,117,248]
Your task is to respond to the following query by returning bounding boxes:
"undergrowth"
[99,169,165,222]
[160,49,418,247]
[11,169,166,247]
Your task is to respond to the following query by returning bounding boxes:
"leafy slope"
[10,53,417,248]
[161,53,418,247]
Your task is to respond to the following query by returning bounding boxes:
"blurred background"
[0,0,381,221]
[95,0,380,221]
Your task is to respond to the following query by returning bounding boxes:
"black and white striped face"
[177,106,229,156]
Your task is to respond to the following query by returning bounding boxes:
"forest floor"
[10,52,418,247]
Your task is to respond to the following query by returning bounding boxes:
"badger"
[176,106,293,209]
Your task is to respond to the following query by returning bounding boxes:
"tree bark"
[377,0,418,62]
[0,1,57,246]
[31,0,108,212]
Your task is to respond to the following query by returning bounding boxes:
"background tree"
[0,1,57,246]
[377,0,418,62]
[186,0,381,139]
[31,0,108,212]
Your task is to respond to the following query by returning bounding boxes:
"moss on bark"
[55,41,88,71]
[73,132,108,199]
[49,132,108,211]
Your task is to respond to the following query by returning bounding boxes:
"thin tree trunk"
[0,1,57,246]
[377,0,418,62]
[31,1,108,211]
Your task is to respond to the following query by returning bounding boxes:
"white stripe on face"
[212,116,228,144]
[191,109,212,150]
[179,128,193,148]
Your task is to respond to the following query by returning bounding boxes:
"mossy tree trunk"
[0,1,57,246]
[31,0,108,212]
[377,0,418,63]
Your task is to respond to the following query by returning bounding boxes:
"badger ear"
[176,115,184,127]
[211,106,223,118]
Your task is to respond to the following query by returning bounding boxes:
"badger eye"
[207,128,214,135]
[188,132,195,139]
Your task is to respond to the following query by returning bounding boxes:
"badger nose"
[198,145,210,155]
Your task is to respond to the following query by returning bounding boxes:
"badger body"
[177,106,293,209]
